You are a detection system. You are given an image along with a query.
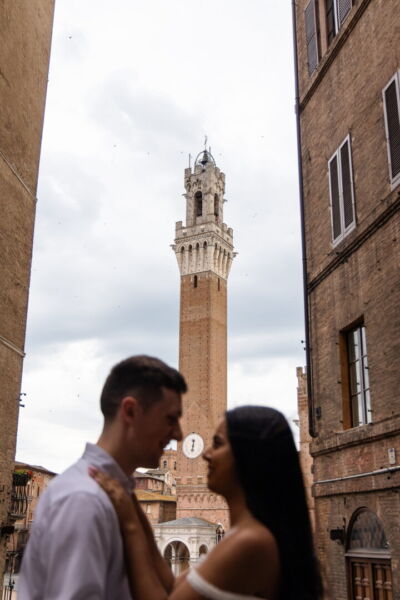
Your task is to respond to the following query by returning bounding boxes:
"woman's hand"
[89,467,137,531]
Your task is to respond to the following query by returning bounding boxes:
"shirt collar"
[82,442,136,492]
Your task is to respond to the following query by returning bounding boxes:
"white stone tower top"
[172,149,235,279]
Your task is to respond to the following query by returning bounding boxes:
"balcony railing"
[9,473,29,520]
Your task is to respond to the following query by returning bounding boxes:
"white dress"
[186,568,267,600]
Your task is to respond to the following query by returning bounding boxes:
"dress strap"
[186,568,264,600]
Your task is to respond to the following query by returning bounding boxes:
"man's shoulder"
[38,457,113,516]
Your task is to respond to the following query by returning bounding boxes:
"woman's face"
[203,419,239,496]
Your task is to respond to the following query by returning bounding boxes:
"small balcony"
[9,472,30,520]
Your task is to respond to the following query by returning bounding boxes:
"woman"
[90,406,322,600]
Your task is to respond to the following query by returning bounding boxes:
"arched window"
[203,241,207,248]
[214,194,219,217]
[216,524,225,543]
[199,545,208,556]
[195,191,202,217]
[163,460,167,468]
[346,509,392,600]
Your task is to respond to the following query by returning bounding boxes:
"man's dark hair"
[100,355,187,421]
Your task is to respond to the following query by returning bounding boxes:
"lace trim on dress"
[186,568,265,600]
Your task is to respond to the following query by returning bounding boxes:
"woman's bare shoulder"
[192,523,279,598]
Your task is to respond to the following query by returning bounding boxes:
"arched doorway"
[346,509,393,600]
[163,541,190,576]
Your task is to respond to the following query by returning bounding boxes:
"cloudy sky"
[16,0,305,473]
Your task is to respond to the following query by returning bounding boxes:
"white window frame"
[328,134,356,245]
[382,71,400,189]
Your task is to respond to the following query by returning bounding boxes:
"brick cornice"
[311,414,400,457]
[308,192,400,293]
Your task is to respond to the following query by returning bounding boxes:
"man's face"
[133,387,183,468]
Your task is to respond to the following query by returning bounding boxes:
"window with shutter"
[328,135,356,244]
[336,0,352,27]
[340,140,354,228]
[383,73,400,185]
[325,0,353,46]
[326,0,336,45]
[305,0,319,75]
[329,156,342,240]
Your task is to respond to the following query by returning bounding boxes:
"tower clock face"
[182,433,204,459]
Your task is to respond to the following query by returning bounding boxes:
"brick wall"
[0,0,54,584]
[176,270,229,526]
[295,0,400,597]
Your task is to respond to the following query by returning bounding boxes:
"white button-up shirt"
[18,443,134,600]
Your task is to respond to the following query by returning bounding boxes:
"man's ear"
[119,396,139,425]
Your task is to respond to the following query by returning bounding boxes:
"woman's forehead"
[215,419,227,436]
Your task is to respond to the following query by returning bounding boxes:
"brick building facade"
[293,0,400,598]
[296,367,315,529]
[4,462,55,586]
[0,1,54,588]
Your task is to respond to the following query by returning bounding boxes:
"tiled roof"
[135,490,176,502]
[157,517,217,528]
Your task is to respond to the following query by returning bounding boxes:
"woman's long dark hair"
[226,405,323,600]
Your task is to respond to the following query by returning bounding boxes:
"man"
[19,355,186,599]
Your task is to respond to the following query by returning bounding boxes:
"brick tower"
[172,148,235,528]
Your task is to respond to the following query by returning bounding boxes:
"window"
[195,191,202,217]
[305,0,319,75]
[163,460,167,468]
[214,194,219,217]
[326,0,353,45]
[328,135,355,244]
[341,325,371,427]
[383,72,400,187]
[194,275,198,288]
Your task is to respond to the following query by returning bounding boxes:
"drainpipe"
[291,0,317,437]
